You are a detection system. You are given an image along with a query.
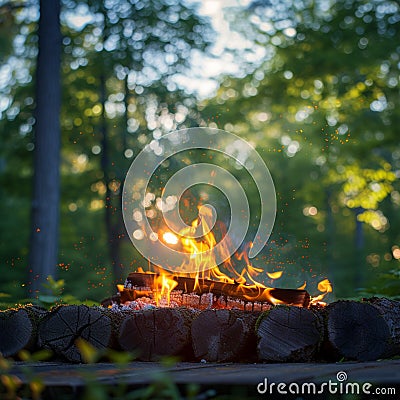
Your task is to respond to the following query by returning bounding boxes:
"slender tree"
[28,0,61,296]
[60,0,213,285]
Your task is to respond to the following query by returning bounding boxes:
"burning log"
[0,305,46,357]
[257,305,324,362]
[38,305,113,363]
[122,272,310,307]
[323,298,400,361]
[118,307,197,361]
[191,309,259,362]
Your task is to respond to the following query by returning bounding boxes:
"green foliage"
[327,162,396,231]
[0,350,48,400]
[34,276,100,309]
[0,0,213,302]
[0,346,206,400]
[0,0,399,301]
[199,0,400,297]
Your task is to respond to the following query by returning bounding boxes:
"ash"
[108,290,269,312]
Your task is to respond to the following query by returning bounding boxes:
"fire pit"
[92,198,334,364]
[2,290,399,366]
[101,268,315,363]
[1,208,399,365]
[95,267,398,364]
[2,222,399,366]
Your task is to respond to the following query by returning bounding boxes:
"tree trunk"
[325,188,336,286]
[99,74,124,285]
[354,207,365,288]
[28,0,61,296]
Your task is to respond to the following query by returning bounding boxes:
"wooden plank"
[7,360,400,387]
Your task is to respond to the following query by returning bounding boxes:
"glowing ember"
[266,271,283,279]
[162,232,179,245]
[297,282,307,290]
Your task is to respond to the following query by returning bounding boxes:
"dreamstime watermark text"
[257,371,396,396]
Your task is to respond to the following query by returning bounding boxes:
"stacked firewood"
[1,297,399,363]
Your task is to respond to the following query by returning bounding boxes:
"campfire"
[103,207,332,311]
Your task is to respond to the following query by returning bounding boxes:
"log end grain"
[0,308,33,357]
[191,309,259,362]
[324,299,400,361]
[118,307,196,361]
[324,300,397,361]
[38,305,112,363]
[257,305,323,362]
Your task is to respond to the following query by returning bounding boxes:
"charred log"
[122,272,310,307]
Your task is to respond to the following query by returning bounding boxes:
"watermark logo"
[336,371,347,382]
[122,127,276,272]
[257,371,396,396]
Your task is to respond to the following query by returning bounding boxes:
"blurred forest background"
[0,0,399,303]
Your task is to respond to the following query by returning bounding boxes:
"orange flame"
[137,204,333,307]
[153,273,178,306]
[310,279,332,305]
